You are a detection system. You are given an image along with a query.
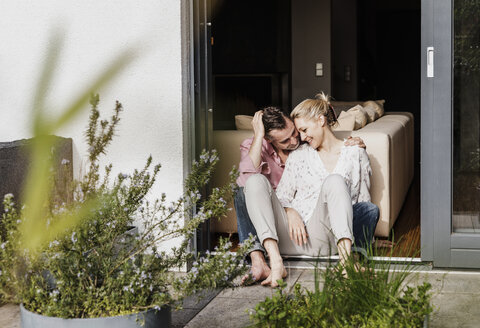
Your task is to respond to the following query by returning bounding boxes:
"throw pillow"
[362,103,379,123]
[330,101,363,117]
[332,111,355,131]
[235,115,254,130]
[363,100,385,118]
[347,105,368,130]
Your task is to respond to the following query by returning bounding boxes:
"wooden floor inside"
[213,174,421,259]
[374,173,421,258]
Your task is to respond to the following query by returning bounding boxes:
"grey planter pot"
[424,313,429,328]
[20,304,171,328]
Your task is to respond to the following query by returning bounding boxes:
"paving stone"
[437,272,480,294]
[401,272,446,295]
[430,293,480,327]
[284,260,331,270]
[181,289,222,309]
[218,268,303,299]
[171,289,223,327]
[0,303,20,328]
[405,271,480,296]
[296,268,326,282]
[296,280,325,292]
[184,296,258,328]
[172,308,200,328]
[429,315,463,328]
[429,315,479,328]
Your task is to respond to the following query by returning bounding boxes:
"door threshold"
[281,254,422,262]
[216,251,424,265]
[281,256,431,272]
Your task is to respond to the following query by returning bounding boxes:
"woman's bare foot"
[352,253,367,272]
[241,251,271,285]
[261,238,287,287]
[261,261,287,287]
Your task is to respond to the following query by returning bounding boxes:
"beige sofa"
[211,112,414,238]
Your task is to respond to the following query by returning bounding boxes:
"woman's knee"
[244,174,271,195]
[321,174,347,193]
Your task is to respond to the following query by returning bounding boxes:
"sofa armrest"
[211,130,254,233]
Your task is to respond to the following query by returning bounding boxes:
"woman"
[246,93,376,287]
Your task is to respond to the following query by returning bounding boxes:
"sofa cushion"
[332,111,355,131]
[347,105,368,130]
[235,115,254,130]
[331,99,385,120]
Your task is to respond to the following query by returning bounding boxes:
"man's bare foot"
[374,239,395,248]
[261,261,287,288]
[241,251,271,285]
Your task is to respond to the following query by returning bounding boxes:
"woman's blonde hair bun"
[291,92,337,127]
[314,92,330,103]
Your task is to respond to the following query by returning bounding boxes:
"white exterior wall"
[0,1,190,250]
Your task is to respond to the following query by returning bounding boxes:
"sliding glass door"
[422,0,480,268]
[452,1,480,236]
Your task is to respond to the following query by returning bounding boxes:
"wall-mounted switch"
[316,63,323,77]
[344,65,351,82]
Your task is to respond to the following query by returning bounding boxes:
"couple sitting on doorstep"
[235,92,380,287]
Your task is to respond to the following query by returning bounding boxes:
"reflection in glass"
[452,0,480,233]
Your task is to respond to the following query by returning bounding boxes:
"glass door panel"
[452,0,480,234]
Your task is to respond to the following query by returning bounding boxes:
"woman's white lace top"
[276,144,372,224]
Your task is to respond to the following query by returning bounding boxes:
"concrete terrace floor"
[2,261,480,327]
[185,261,480,328]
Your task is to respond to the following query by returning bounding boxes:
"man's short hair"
[262,107,289,139]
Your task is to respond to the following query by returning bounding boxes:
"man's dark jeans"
[234,187,379,255]
[234,187,265,254]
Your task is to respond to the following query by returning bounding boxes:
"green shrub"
[250,254,432,328]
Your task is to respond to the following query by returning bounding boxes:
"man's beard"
[286,142,300,151]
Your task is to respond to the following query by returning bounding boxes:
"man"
[234,107,380,285]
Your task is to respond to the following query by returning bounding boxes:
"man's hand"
[286,208,308,246]
[248,111,266,168]
[251,111,265,140]
[344,136,366,149]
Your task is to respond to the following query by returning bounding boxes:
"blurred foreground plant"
[20,32,136,253]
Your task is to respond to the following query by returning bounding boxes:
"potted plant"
[0,95,252,327]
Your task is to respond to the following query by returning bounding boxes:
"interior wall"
[291,0,331,107]
[332,0,358,101]
[358,0,421,166]
[211,0,290,128]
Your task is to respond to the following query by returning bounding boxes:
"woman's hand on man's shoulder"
[344,136,366,149]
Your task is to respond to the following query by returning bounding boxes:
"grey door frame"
[421,0,480,268]
[193,0,214,252]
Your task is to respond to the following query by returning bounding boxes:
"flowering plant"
[0,95,252,318]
